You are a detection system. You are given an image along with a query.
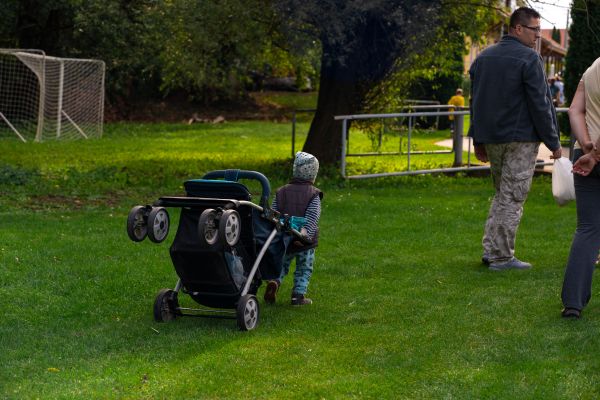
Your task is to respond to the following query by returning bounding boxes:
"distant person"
[548,77,559,106]
[560,57,600,319]
[468,7,562,271]
[447,88,465,130]
[554,75,565,106]
[264,152,323,306]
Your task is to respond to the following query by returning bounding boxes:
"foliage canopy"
[564,0,600,104]
[0,0,502,109]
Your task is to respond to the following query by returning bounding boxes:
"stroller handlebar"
[202,169,271,207]
[199,170,306,241]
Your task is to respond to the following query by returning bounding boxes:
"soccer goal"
[0,49,105,142]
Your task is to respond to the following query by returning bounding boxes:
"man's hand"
[573,153,597,176]
[550,147,563,159]
[474,144,488,162]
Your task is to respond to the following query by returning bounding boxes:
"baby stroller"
[126,169,303,331]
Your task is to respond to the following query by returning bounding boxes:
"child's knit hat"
[293,151,319,183]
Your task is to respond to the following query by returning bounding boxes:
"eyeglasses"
[520,25,541,33]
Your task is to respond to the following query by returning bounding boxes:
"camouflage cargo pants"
[482,142,540,263]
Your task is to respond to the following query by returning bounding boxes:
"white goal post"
[0,49,105,142]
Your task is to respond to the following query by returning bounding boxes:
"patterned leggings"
[279,248,315,295]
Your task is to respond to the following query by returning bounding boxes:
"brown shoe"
[264,280,279,304]
[291,293,312,306]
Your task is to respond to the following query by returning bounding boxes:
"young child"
[264,151,323,305]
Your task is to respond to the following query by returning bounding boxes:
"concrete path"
[435,138,570,172]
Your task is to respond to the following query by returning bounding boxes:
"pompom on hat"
[293,151,319,182]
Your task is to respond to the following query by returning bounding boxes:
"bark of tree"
[302,16,400,165]
[303,42,359,165]
[297,0,442,166]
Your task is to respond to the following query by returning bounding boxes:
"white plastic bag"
[552,157,575,206]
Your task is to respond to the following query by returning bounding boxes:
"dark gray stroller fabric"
[253,209,292,280]
[224,251,246,290]
[170,207,256,308]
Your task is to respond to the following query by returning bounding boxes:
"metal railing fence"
[291,103,446,158]
[334,107,569,179]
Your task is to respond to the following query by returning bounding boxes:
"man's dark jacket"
[467,35,560,151]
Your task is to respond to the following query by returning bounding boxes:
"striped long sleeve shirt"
[272,195,321,239]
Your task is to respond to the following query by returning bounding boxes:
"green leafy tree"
[277,0,504,163]
[564,0,600,105]
[158,0,320,103]
[159,0,268,102]
[0,0,507,140]
[71,1,164,100]
[1,0,317,106]
[0,0,19,48]
[0,0,75,54]
[387,0,501,126]
[0,0,163,102]
[551,25,561,43]
[274,0,442,164]
[363,21,467,131]
[412,0,503,126]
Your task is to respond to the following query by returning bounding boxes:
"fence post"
[407,116,412,171]
[291,111,296,158]
[341,118,348,178]
[453,113,464,167]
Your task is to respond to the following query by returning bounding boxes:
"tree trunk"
[302,15,398,166]
[302,49,359,165]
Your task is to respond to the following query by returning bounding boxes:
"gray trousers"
[483,142,540,263]
[561,150,600,310]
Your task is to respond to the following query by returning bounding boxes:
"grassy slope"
[0,118,598,399]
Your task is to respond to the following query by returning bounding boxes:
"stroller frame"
[127,169,302,331]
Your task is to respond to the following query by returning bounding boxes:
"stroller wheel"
[198,208,220,248]
[127,205,148,242]
[147,207,170,243]
[153,288,179,322]
[236,294,259,331]
[219,209,241,247]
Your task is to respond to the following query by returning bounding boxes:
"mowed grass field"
[1,120,599,399]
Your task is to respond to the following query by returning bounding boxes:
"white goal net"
[0,49,105,142]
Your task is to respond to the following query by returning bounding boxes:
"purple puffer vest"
[275,179,323,252]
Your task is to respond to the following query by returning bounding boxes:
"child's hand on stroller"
[298,228,312,244]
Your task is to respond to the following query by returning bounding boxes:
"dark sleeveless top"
[275,179,323,251]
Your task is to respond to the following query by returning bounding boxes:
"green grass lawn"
[1,121,598,399]
[251,90,318,113]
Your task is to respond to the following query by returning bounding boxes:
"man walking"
[468,7,562,271]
